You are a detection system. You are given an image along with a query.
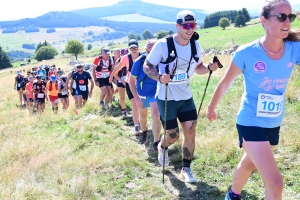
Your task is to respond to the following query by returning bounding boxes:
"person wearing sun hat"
[143,10,219,183]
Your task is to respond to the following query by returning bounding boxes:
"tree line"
[203,8,251,28]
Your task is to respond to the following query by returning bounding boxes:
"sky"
[0,0,299,21]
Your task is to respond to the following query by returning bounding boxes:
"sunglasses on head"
[267,13,297,23]
[180,23,197,30]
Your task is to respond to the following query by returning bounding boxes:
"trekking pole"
[197,56,223,118]
[162,65,170,184]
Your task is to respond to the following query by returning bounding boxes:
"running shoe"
[180,167,196,183]
[134,125,141,136]
[225,191,241,200]
[158,143,169,166]
[152,141,159,151]
[139,130,148,144]
[121,110,127,119]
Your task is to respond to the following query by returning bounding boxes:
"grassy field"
[0,27,127,54]
[1,52,300,199]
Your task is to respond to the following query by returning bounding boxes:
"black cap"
[36,75,42,79]
[128,39,138,48]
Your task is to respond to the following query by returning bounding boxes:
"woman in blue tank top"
[206,1,300,199]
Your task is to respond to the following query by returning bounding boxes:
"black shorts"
[117,80,126,88]
[36,98,45,105]
[71,88,77,96]
[17,87,22,91]
[76,89,89,100]
[29,98,34,102]
[58,93,68,98]
[236,124,280,148]
[97,77,112,88]
[125,82,134,100]
[157,97,197,130]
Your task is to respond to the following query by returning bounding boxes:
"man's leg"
[77,96,83,108]
[104,86,111,107]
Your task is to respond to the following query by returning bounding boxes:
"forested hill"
[0,11,176,35]
[72,0,207,24]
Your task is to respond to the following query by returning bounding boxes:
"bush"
[25,28,39,33]
[156,30,169,39]
[22,44,36,50]
[2,29,18,34]
[219,17,230,30]
[46,28,56,33]
[35,46,58,61]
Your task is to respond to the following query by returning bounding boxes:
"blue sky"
[0,0,299,21]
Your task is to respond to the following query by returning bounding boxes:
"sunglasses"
[267,13,297,23]
[130,47,138,51]
[180,23,197,30]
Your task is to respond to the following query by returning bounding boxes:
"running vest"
[128,53,141,72]
[161,35,199,78]
[48,80,58,91]
[95,56,113,72]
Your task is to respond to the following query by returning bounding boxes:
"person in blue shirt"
[37,66,46,81]
[70,64,94,108]
[129,40,161,149]
[206,1,300,200]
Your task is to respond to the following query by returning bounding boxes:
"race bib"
[79,85,86,91]
[99,72,110,78]
[37,93,44,98]
[121,76,126,81]
[169,72,188,85]
[62,89,68,95]
[256,93,283,118]
[17,83,21,87]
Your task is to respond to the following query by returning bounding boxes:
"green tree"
[219,17,230,30]
[142,29,153,40]
[35,40,50,53]
[156,30,169,39]
[128,32,136,40]
[234,15,246,27]
[135,34,142,41]
[168,29,174,35]
[65,40,84,60]
[242,8,251,22]
[87,44,92,50]
[35,46,58,61]
[0,46,12,69]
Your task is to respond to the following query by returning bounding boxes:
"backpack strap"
[128,53,133,72]
[190,39,199,63]
[96,56,103,72]
[160,35,177,64]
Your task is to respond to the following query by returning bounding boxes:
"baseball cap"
[51,75,56,81]
[36,75,42,79]
[128,39,138,48]
[17,71,21,75]
[176,10,196,24]
[102,47,110,54]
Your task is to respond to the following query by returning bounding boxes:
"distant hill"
[0,11,176,41]
[72,0,207,24]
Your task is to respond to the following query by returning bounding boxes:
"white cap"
[176,10,196,24]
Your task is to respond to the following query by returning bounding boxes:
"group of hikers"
[12,1,300,199]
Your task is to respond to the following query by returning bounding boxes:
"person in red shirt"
[92,47,115,109]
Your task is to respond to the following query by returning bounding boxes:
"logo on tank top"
[254,61,266,73]
[287,62,293,68]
